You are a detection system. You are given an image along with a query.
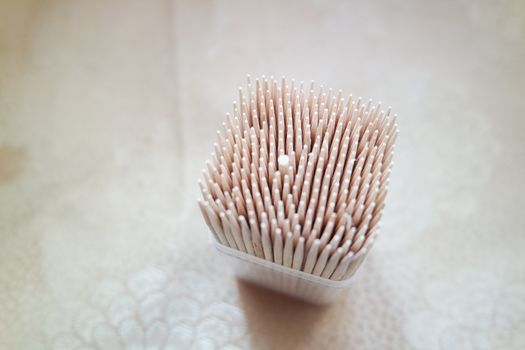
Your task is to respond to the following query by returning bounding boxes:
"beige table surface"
[1,0,525,349]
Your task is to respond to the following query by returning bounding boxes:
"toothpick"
[199,76,398,280]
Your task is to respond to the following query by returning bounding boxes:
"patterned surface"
[1,0,524,349]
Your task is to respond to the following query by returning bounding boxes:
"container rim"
[209,236,356,288]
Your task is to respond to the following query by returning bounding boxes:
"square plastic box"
[210,237,360,304]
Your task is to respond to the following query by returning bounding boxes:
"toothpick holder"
[210,237,364,304]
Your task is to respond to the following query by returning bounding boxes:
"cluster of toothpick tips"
[199,75,397,281]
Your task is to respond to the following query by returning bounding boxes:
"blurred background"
[1,0,524,349]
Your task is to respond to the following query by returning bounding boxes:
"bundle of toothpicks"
[199,75,397,281]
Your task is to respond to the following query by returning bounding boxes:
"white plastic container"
[210,237,360,304]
